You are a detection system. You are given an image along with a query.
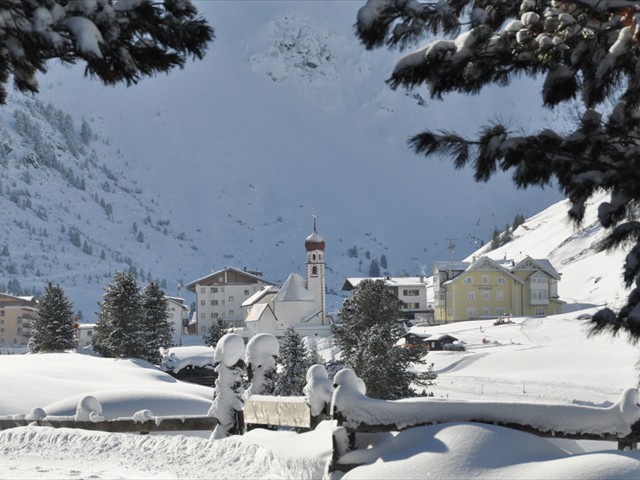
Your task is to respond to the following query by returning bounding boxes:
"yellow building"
[0,293,37,346]
[433,256,563,323]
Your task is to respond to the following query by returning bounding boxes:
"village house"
[165,296,190,345]
[76,323,95,349]
[186,267,276,335]
[433,255,564,323]
[241,218,332,339]
[0,293,37,346]
[342,275,434,323]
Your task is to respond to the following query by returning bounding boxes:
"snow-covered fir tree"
[203,318,230,348]
[210,333,245,439]
[244,333,279,398]
[0,1,213,104]
[333,279,429,399]
[140,281,173,364]
[275,327,308,397]
[355,0,640,341]
[92,272,145,359]
[28,282,75,353]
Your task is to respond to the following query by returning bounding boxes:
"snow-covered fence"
[0,397,217,434]
[329,369,640,473]
[243,364,334,431]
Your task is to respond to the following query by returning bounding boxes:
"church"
[241,218,332,339]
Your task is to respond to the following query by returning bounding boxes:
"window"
[87,331,92,337]
[312,266,318,275]
[228,296,234,303]
[535,307,545,315]
[0,310,4,316]
[213,313,219,318]
[244,290,250,295]
[496,308,506,316]
[200,287,205,293]
[229,310,234,316]
[482,276,489,284]
[211,287,218,293]
[200,300,205,306]
[468,291,475,301]
[211,300,218,306]
[496,291,504,301]
[210,313,215,318]
[467,308,477,318]
[463,277,472,284]
[482,291,490,301]
[531,290,548,300]
[404,302,419,309]
[497,277,506,284]
[482,308,490,316]
[403,289,420,296]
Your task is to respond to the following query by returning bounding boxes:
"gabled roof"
[512,256,561,280]
[274,273,314,302]
[241,285,279,307]
[245,303,272,323]
[444,256,523,286]
[186,266,276,292]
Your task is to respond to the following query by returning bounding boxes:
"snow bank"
[159,346,214,374]
[75,395,104,422]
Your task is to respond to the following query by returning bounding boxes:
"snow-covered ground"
[0,307,639,479]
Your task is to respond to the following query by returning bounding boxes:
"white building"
[165,296,190,345]
[186,267,276,334]
[242,219,332,339]
[342,275,434,323]
[76,323,95,349]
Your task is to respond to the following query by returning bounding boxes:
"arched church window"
[312,266,318,275]
[313,254,316,260]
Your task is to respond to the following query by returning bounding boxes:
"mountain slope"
[3,1,567,317]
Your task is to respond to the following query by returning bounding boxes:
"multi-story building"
[433,255,564,323]
[0,293,37,346]
[342,275,434,323]
[186,267,276,334]
[76,323,96,349]
[165,296,189,345]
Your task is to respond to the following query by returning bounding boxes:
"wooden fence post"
[618,420,640,450]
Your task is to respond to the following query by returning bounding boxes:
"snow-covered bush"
[209,334,246,439]
[303,364,334,417]
[244,333,279,398]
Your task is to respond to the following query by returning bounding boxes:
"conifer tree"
[275,327,308,396]
[203,318,230,348]
[332,279,430,399]
[368,258,381,277]
[355,0,640,341]
[93,272,145,358]
[0,1,213,105]
[28,282,75,353]
[140,281,173,364]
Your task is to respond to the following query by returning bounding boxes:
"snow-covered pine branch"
[0,0,213,103]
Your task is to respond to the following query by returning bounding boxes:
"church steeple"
[305,214,326,324]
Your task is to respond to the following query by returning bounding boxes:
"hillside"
[473,190,627,311]
[11,0,565,317]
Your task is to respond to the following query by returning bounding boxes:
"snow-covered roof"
[185,266,276,292]
[273,273,314,302]
[343,276,428,290]
[241,285,279,307]
[245,303,271,323]
[513,257,562,280]
[433,261,470,273]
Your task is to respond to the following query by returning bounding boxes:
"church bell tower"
[305,214,326,325]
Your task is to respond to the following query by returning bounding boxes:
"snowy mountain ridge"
[2,1,569,318]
